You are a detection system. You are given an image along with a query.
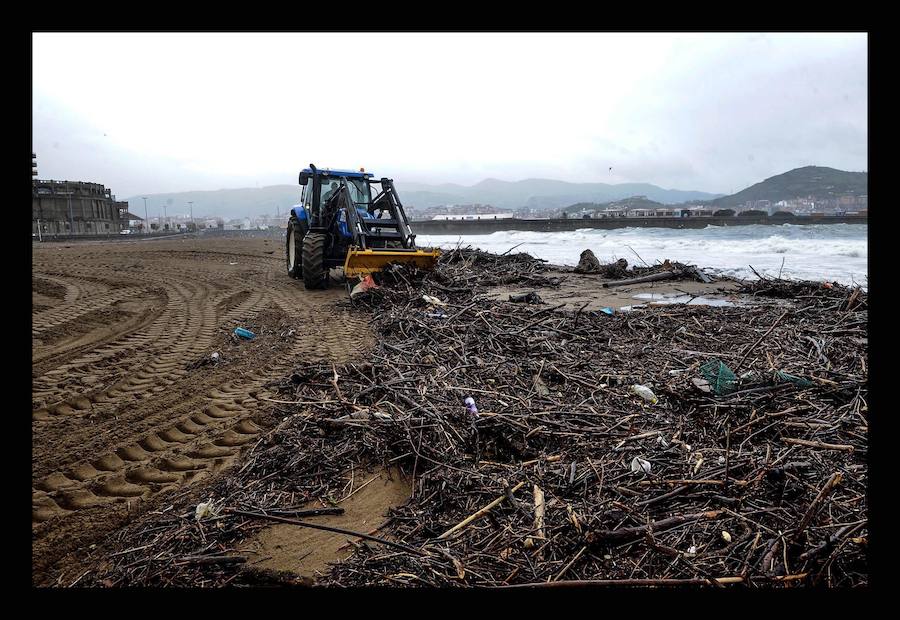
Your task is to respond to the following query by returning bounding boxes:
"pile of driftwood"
[570,249,714,289]
[79,249,867,587]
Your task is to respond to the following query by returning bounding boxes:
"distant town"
[31,153,868,238]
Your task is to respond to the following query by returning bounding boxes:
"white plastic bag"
[630,384,658,405]
[195,499,219,521]
[630,457,652,474]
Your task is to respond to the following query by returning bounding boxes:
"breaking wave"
[418,223,868,286]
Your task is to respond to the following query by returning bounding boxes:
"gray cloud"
[32,33,867,197]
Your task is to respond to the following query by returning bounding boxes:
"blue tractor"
[286,164,439,289]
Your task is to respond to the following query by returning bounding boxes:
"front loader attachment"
[343,247,441,278]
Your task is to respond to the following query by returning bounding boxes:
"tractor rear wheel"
[302,232,328,289]
[286,218,305,278]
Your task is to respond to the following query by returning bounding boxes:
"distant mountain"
[127,185,302,221]
[400,178,721,211]
[127,177,722,220]
[709,166,868,208]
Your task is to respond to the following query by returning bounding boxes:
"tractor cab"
[286,164,439,289]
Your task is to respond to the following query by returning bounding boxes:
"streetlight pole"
[142,197,149,235]
[66,183,74,235]
[163,204,167,231]
[188,201,194,229]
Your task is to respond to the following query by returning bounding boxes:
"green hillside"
[711,166,867,208]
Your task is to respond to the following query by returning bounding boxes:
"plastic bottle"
[233,327,255,340]
[630,384,658,404]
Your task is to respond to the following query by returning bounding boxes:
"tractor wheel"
[302,232,328,289]
[285,218,305,278]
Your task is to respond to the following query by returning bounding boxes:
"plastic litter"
[599,307,614,316]
[210,352,220,362]
[509,291,543,304]
[630,456,652,474]
[195,499,219,521]
[422,294,446,307]
[691,377,712,393]
[533,374,551,396]
[630,384,658,404]
[699,359,738,395]
[425,312,448,319]
[774,371,814,387]
[721,531,732,543]
[350,275,379,299]
[233,327,255,340]
[464,396,478,416]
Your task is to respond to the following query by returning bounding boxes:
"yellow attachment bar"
[343,247,441,278]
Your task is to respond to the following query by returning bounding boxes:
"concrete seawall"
[411,215,867,235]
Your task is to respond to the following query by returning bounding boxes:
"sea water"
[417,223,868,287]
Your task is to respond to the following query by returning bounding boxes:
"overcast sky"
[32,32,867,197]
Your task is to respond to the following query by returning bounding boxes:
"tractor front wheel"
[286,218,305,278]
[301,232,328,289]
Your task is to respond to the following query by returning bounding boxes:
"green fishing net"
[774,371,814,387]
[700,360,738,395]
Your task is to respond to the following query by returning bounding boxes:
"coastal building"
[431,213,514,221]
[32,178,134,236]
[627,208,656,218]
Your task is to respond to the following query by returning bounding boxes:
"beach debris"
[350,275,379,298]
[85,247,867,589]
[425,312,448,319]
[599,306,615,316]
[464,396,479,416]
[774,370,815,387]
[603,269,682,289]
[630,456,653,474]
[210,352,220,363]
[195,499,219,521]
[699,360,738,395]
[509,291,543,304]
[233,327,255,340]
[533,374,551,396]
[630,384,658,404]
[721,531,733,543]
[574,249,603,273]
[422,294,446,307]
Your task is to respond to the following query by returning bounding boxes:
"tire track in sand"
[32,237,373,583]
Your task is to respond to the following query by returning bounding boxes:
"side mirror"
[298,171,310,186]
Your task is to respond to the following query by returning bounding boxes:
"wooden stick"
[533,484,545,541]
[586,510,723,544]
[794,472,843,537]
[782,438,854,452]
[228,509,425,556]
[340,472,382,502]
[734,309,790,371]
[437,481,525,539]
[602,270,681,288]
[499,574,808,588]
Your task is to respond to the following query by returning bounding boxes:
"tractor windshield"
[319,176,371,209]
[344,178,371,208]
